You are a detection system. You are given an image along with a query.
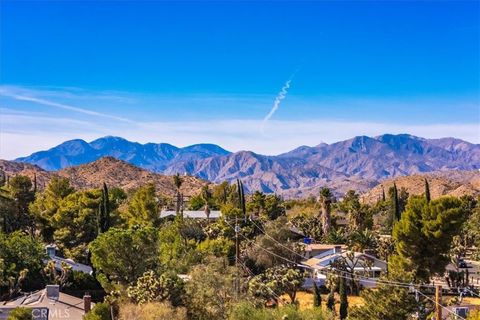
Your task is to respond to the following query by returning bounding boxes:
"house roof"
[303,250,387,270]
[45,256,93,275]
[304,244,347,251]
[160,210,221,219]
[0,289,92,320]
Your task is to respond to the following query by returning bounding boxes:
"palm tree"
[173,173,183,215]
[201,184,212,220]
[319,187,333,236]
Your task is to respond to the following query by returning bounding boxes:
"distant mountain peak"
[12,134,480,196]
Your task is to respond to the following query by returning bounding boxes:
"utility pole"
[235,214,240,300]
[435,285,442,320]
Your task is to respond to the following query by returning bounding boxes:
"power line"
[224,219,303,267]
[317,269,466,320]
[248,217,306,260]
[224,218,469,319]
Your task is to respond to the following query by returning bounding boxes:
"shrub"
[83,302,111,320]
[6,307,32,320]
[118,302,187,320]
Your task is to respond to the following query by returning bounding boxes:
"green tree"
[6,307,32,320]
[5,176,35,233]
[185,257,237,320]
[339,277,348,320]
[348,284,417,320]
[229,301,332,320]
[197,237,234,259]
[0,231,45,298]
[89,227,159,291]
[237,179,246,218]
[83,302,111,320]
[98,182,110,234]
[248,191,266,217]
[124,183,160,227]
[212,181,231,206]
[391,196,467,282]
[29,177,74,241]
[424,178,431,203]
[52,189,101,261]
[313,281,322,307]
[390,183,400,221]
[245,217,302,271]
[263,195,285,220]
[326,291,335,312]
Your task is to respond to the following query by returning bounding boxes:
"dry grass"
[281,291,365,312]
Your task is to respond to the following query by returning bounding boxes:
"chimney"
[363,249,376,257]
[83,293,91,314]
[334,245,342,253]
[46,245,56,258]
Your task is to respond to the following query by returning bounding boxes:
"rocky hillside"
[0,157,208,196]
[13,134,480,197]
[363,170,480,204]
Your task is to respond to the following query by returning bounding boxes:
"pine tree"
[339,277,348,320]
[313,281,322,307]
[381,185,386,202]
[424,178,431,203]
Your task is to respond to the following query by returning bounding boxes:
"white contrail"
[261,79,292,133]
[0,88,136,124]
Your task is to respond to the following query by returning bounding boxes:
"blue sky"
[0,1,479,159]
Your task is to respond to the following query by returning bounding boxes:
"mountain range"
[11,134,480,197]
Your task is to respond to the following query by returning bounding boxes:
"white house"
[160,210,222,219]
[45,245,93,275]
[301,249,387,288]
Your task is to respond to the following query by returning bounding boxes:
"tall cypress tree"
[33,173,37,194]
[392,183,400,221]
[424,178,431,203]
[339,277,348,320]
[381,185,386,202]
[313,281,322,307]
[326,290,335,312]
[98,182,110,234]
[236,179,246,219]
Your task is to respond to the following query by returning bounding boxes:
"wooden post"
[435,285,442,320]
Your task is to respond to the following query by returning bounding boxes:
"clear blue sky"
[0,1,479,158]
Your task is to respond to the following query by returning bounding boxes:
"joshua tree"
[319,187,333,236]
